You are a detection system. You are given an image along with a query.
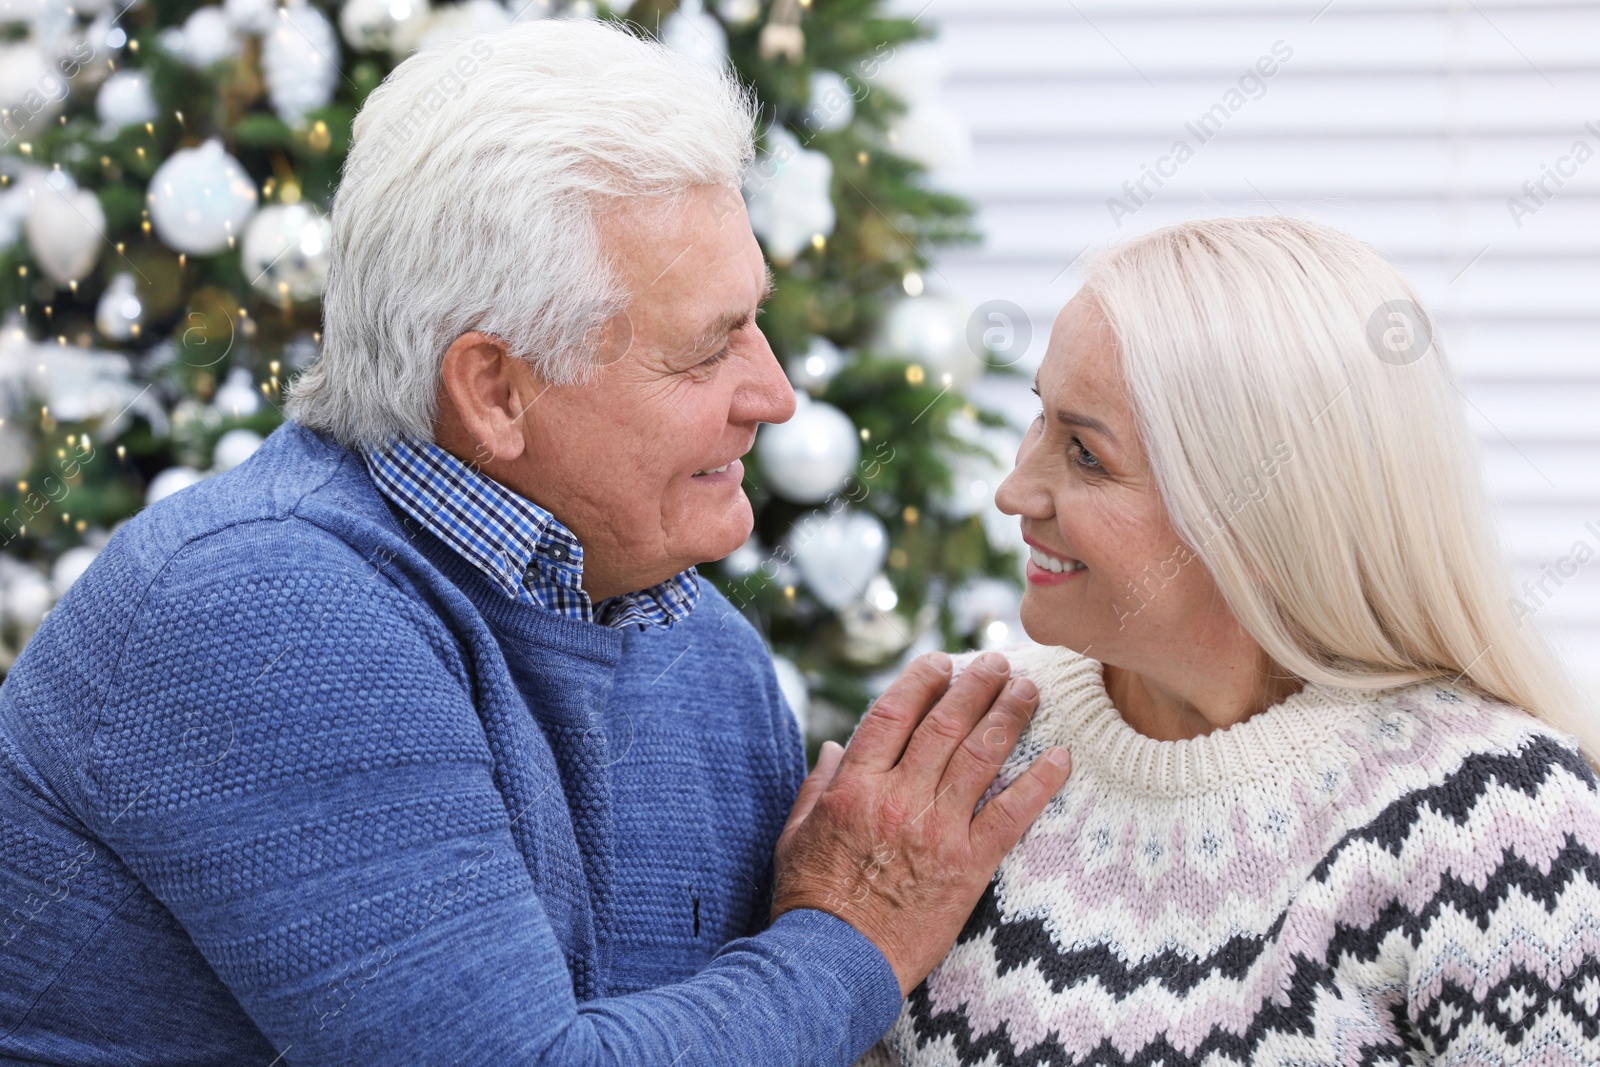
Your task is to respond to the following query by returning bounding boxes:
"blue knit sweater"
[0,419,902,1065]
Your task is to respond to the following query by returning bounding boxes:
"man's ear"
[438,331,541,467]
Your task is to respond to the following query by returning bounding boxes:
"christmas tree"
[0,0,1029,743]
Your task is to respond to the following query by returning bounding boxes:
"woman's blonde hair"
[1080,215,1599,765]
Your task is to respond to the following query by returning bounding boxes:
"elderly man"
[0,18,1069,1066]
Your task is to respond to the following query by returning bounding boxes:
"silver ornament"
[25,175,105,285]
[95,272,143,341]
[661,0,726,70]
[174,6,243,67]
[770,655,809,736]
[263,3,340,122]
[756,394,859,504]
[146,465,207,504]
[786,507,887,611]
[212,427,264,471]
[786,335,845,397]
[0,43,64,136]
[838,596,915,665]
[2,565,54,632]
[948,575,1023,645]
[339,0,432,53]
[51,545,99,593]
[879,294,982,389]
[802,70,855,134]
[719,533,764,579]
[213,365,261,418]
[242,203,331,302]
[416,0,511,50]
[224,0,278,33]
[95,70,157,135]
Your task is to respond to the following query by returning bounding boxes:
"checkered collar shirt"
[362,435,700,630]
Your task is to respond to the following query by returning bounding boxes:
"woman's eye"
[1069,437,1101,471]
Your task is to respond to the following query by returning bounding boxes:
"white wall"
[912,0,1600,699]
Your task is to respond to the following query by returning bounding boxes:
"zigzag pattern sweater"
[866,643,1600,1066]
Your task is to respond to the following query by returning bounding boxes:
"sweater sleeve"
[85,522,902,1066]
[1403,732,1600,1063]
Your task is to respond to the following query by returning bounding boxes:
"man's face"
[496,183,795,602]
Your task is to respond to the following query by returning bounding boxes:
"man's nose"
[743,330,799,425]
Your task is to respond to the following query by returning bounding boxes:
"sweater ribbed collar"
[1007,645,1379,798]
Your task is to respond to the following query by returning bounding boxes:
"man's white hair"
[284,18,757,451]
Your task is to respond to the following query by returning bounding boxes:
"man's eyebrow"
[685,265,776,358]
[1033,373,1117,442]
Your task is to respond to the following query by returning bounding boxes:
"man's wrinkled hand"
[770,650,1072,997]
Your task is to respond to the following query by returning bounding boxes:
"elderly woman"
[866,217,1600,1065]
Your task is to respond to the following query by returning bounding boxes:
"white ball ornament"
[948,576,1023,639]
[25,175,105,286]
[51,545,100,593]
[339,0,431,53]
[661,0,726,70]
[82,13,131,62]
[771,655,810,736]
[95,70,157,135]
[176,5,242,67]
[0,43,65,137]
[95,272,143,340]
[787,508,888,611]
[786,335,845,397]
[337,0,390,50]
[0,170,37,250]
[802,70,855,134]
[720,533,763,580]
[416,0,510,49]
[242,203,331,302]
[146,465,207,504]
[224,0,277,33]
[838,583,915,664]
[756,394,860,504]
[263,2,340,122]
[3,566,54,631]
[212,427,264,471]
[213,365,261,418]
[147,138,258,255]
[879,294,982,389]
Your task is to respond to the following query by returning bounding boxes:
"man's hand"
[770,650,1072,997]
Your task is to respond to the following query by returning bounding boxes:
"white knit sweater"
[859,642,1600,1066]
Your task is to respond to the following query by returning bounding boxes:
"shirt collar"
[361,434,699,629]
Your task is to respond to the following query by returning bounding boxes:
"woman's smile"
[1024,535,1087,584]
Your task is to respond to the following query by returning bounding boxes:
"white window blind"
[914,0,1600,699]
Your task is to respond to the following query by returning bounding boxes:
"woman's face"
[994,293,1242,674]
